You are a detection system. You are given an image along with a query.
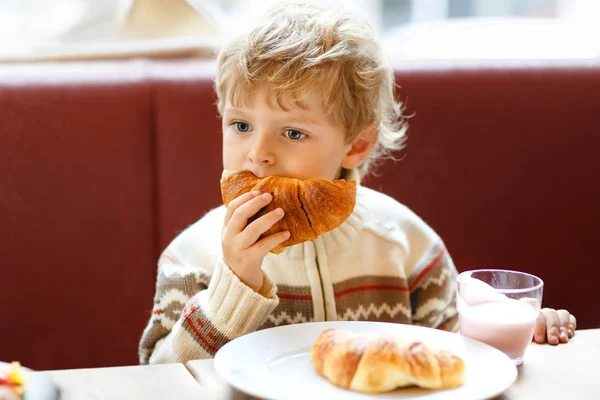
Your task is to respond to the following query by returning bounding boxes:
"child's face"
[222,86,353,181]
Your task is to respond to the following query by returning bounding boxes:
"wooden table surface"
[35,329,600,400]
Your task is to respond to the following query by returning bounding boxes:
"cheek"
[296,146,347,179]
[222,128,239,148]
[222,131,245,166]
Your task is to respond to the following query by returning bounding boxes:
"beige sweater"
[139,183,459,364]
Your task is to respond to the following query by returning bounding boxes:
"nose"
[248,132,276,167]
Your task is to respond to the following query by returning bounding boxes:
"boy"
[139,2,575,364]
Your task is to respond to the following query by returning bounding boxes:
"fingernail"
[275,208,284,216]
[284,231,290,238]
[535,334,544,342]
[560,327,568,336]
[262,193,271,199]
[251,190,260,195]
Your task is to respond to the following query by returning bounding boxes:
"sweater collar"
[280,168,367,260]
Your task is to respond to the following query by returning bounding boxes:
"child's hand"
[222,190,290,292]
[533,308,577,345]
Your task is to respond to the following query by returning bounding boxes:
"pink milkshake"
[457,270,543,365]
[459,300,538,361]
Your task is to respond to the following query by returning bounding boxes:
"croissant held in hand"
[311,328,465,393]
[220,170,356,254]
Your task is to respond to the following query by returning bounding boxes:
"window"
[1,0,598,61]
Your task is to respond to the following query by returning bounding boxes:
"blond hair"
[214,1,406,178]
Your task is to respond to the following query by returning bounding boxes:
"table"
[35,364,207,400]
[495,329,600,399]
[186,328,600,400]
[36,329,600,400]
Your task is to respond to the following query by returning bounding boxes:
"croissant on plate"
[220,170,356,254]
[311,328,465,393]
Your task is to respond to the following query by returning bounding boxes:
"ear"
[341,125,377,170]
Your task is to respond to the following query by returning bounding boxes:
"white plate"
[214,321,517,400]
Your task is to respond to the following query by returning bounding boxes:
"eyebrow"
[224,108,249,117]
[287,116,319,126]
[225,108,319,126]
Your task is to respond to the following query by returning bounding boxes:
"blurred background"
[1,0,599,62]
[2,0,600,372]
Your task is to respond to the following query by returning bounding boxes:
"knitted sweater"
[139,184,459,364]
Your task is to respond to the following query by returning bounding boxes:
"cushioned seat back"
[366,63,600,329]
[0,64,157,369]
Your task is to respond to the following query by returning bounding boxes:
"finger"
[542,308,560,345]
[241,208,285,245]
[250,230,290,255]
[557,309,570,343]
[533,312,546,343]
[227,193,273,234]
[223,190,261,226]
[569,314,577,337]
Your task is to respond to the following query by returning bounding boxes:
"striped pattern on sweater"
[139,186,459,364]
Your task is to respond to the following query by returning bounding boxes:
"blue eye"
[285,129,306,140]
[234,122,251,132]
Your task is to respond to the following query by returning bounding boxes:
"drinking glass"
[457,269,543,365]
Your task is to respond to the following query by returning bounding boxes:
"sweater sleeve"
[409,245,459,332]
[139,251,279,364]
